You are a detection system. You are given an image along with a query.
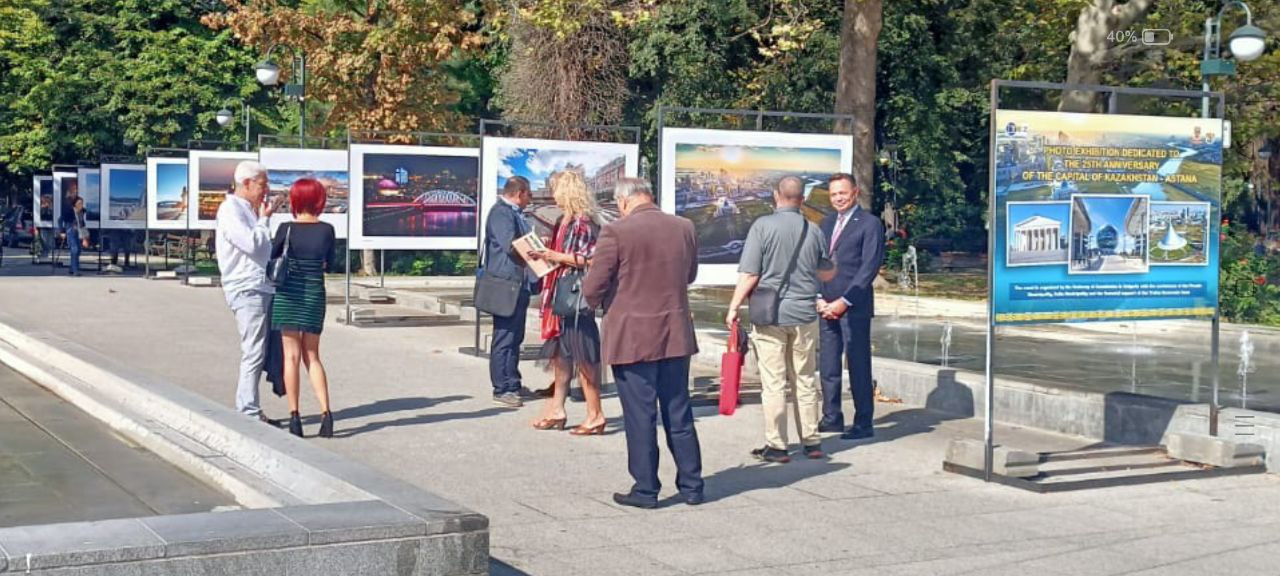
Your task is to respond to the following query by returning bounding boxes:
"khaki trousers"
[750,322,821,450]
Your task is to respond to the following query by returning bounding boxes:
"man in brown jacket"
[583,177,705,508]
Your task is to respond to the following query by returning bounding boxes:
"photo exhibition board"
[480,137,639,248]
[77,167,102,224]
[992,109,1222,325]
[188,150,257,231]
[147,157,190,231]
[51,170,77,231]
[32,175,53,228]
[100,163,147,229]
[258,148,350,239]
[349,144,481,250]
[659,127,854,286]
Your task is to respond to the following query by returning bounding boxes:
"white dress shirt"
[216,194,274,300]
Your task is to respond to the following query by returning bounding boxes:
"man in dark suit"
[484,176,536,408]
[817,173,885,440]
[584,178,704,509]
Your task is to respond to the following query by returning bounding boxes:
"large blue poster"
[992,110,1222,324]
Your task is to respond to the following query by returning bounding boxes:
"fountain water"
[1239,330,1254,409]
[940,321,953,368]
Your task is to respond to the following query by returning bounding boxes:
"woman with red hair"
[270,178,336,438]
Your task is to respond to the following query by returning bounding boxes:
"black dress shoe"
[612,492,657,509]
[288,411,304,438]
[683,492,705,506]
[818,421,845,433]
[840,426,874,441]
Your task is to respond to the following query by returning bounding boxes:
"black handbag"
[473,215,523,317]
[267,225,291,288]
[552,270,593,318]
[749,220,808,326]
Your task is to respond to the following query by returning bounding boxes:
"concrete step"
[336,306,464,328]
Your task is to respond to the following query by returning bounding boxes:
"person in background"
[817,173,886,440]
[271,178,336,438]
[215,161,280,426]
[60,181,83,276]
[485,176,537,408]
[527,171,606,435]
[583,178,704,509]
[725,176,834,463]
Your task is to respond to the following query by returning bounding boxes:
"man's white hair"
[233,161,267,189]
[613,178,653,202]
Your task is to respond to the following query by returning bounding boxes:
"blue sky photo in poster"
[992,110,1222,324]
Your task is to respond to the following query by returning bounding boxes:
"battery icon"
[1142,29,1172,46]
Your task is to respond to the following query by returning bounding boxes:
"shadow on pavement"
[330,407,509,438]
[490,557,532,576]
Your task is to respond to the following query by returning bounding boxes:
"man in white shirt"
[216,161,278,423]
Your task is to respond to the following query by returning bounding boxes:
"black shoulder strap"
[777,219,808,299]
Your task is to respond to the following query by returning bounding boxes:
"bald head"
[775,176,805,207]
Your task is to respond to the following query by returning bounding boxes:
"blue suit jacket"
[819,207,885,318]
[481,200,538,294]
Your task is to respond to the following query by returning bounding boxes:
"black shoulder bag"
[267,224,292,288]
[473,209,523,317]
[748,219,808,326]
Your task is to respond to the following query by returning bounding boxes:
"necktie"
[830,211,849,252]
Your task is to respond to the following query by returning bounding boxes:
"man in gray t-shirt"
[726,176,833,463]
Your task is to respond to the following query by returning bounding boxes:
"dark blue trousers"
[819,314,874,429]
[488,289,530,396]
[612,356,703,501]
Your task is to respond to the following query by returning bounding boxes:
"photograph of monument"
[101,164,147,229]
[1006,202,1069,267]
[660,127,853,285]
[349,144,480,250]
[1149,201,1210,266]
[78,168,101,222]
[1069,194,1150,275]
[189,151,255,230]
[480,137,638,241]
[33,175,53,228]
[259,148,350,237]
[148,157,189,230]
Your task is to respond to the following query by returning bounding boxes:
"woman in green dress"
[271,178,336,438]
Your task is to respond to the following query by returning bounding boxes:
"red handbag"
[719,319,746,416]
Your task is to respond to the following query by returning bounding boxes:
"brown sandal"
[569,422,606,436]
[532,418,567,430]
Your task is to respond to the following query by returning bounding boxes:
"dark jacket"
[481,199,538,294]
[819,207,885,318]
[583,204,699,365]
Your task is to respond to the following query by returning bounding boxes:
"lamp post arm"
[1218,1,1254,25]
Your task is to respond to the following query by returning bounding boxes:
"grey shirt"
[738,207,831,326]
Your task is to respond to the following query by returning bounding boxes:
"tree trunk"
[1060,0,1155,112]
[361,248,377,276]
[835,0,882,210]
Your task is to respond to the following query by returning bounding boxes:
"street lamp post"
[1201,1,1268,118]
[215,104,251,151]
[254,45,306,145]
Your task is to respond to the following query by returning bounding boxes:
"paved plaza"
[2,259,1280,575]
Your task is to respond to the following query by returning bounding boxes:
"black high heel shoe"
[318,411,333,438]
[288,411,303,437]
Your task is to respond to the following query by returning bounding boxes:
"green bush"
[1219,224,1280,325]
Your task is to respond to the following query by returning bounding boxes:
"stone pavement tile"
[1122,541,1280,576]
[538,542,685,575]
[466,497,556,526]
[788,474,890,500]
[1011,546,1173,575]
[489,521,617,555]
[628,537,764,574]
[717,525,890,567]
[843,472,955,496]
[1093,522,1280,566]
[565,514,691,546]
[517,493,632,521]
[975,504,1151,540]
[738,485,826,506]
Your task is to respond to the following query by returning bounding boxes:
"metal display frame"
[985,79,1227,481]
[97,154,147,275]
[341,129,483,326]
[142,148,193,279]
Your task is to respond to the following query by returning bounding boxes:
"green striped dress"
[270,222,334,335]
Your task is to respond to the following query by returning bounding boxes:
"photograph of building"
[1006,202,1069,267]
[189,151,255,230]
[259,148,350,237]
[266,170,349,215]
[78,168,101,222]
[1069,194,1150,274]
[480,138,638,242]
[659,128,852,285]
[1149,201,1210,266]
[102,164,147,229]
[33,176,53,228]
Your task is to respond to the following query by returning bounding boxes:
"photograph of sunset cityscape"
[361,153,478,239]
[495,145,630,238]
[671,142,845,264]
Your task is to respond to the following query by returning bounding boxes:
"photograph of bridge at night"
[361,153,480,239]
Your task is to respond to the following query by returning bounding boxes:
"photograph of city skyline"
[671,142,845,264]
[494,144,632,238]
[104,165,146,226]
[361,153,479,239]
[267,170,350,215]
[194,156,241,221]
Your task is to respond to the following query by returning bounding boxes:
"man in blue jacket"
[484,176,537,408]
[817,173,885,440]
